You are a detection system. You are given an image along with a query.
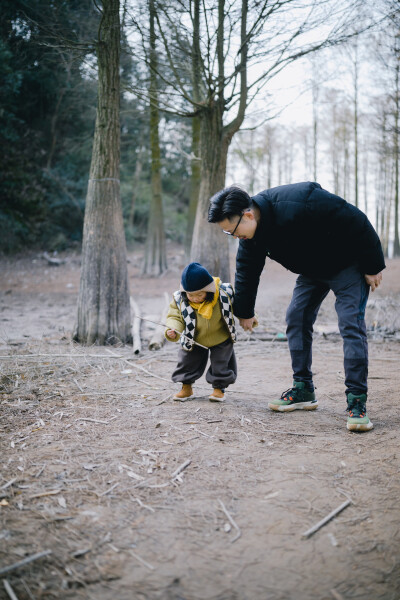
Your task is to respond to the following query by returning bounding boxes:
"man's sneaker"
[268,381,318,412]
[346,393,373,431]
[173,383,193,402]
[209,388,225,402]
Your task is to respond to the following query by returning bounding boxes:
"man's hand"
[166,329,178,339]
[239,317,257,332]
[365,272,383,292]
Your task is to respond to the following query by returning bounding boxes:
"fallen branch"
[302,499,352,539]
[0,550,52,576]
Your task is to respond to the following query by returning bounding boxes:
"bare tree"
[142,0,167,275]
[74,0,131,345]
[128,0,365,280]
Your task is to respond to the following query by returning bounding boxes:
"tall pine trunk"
[185,115,201,259]
[190,107,231,282]
[393,51,400,256]
[74,0,131,345]
[142,0,167,275]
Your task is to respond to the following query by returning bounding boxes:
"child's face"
[187,291,207,303]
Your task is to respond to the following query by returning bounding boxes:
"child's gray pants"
[172,338,237,389]
[286,264,369,396]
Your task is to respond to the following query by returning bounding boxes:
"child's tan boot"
[173,384,193,401]
[209,388,225,402]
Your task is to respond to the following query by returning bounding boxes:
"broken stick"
[302,499,351,539]
[0,550,52,577]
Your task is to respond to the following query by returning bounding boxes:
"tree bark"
[74,0,131,345]
[190,108,231,281]
[393,43,400,256]
[142,0,167,276]
[185,114,201,258]
[190,0,248,281]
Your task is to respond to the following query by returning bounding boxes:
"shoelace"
[347,399,366,418]
[280,387,303,401]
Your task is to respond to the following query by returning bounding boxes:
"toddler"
[165,262,237,402]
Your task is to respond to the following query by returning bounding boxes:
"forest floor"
[1,243,400,600]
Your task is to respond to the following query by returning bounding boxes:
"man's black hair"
[208,186,252,223]
[181,291,215,303]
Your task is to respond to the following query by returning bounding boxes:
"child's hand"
[167,329,177,339]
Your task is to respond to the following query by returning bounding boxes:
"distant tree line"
[0,0,191,254]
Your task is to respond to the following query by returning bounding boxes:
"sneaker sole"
[209,396,225,402]
[268,401,318,412]
[347,421,374,432]
[173,395,194,402]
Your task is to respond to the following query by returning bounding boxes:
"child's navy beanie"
[180,262,215,293]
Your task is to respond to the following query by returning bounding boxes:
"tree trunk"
[185,0,201,259]
[142,0,167,276]
[128,148,143,230]
[74,0,131,345]
[185,114,201,258]
[190,108,231,282]
[393,51,400,256]
[353,41,359,208]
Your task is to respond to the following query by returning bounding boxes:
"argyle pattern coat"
[173,283,236,351]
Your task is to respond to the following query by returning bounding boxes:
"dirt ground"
[1,243,400,600]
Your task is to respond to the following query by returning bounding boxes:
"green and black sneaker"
[268,381,318,412]
[346,393,373,432]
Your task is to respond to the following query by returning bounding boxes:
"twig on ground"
[73,378,83,392]
[133,497,155,512]
[75,418,109,425]
[330,589,344,600]
[156,394,171,405]
[20,579,35,600]
[105,348,171,382]
[129,551,155,571]
[218,499,241,543]
[262,429,316,437]
[254,418,316,436]
[29,490,61,499]
[0,550,52,576]
[3,579,19,600]
[97,482,119,497]
[171,459,191,480]
[1,478,17,490]
[302,500,352,539]
[176,436,199,444]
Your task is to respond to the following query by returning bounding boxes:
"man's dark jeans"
[286,265,369,396]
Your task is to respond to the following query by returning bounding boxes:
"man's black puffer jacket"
[233,182,386,319]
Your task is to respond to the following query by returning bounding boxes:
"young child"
[165,262,237,402]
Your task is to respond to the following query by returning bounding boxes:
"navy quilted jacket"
[234,182,386,319]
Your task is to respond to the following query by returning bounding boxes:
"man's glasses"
[223,213,243,236]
